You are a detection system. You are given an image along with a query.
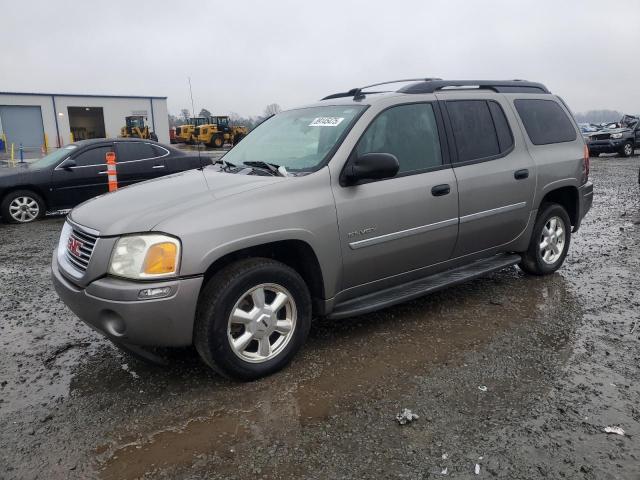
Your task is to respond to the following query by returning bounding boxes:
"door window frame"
[441,99,515,167]
[113,142,170,164]
[54,142,114,170]
[340,101,452,187]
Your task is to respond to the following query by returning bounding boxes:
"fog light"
[138,287,172,299]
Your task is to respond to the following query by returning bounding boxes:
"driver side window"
[356,103,443,174]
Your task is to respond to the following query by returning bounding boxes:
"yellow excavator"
[194,116,248,148]
[175,117,208,143]
[120,116,158,141]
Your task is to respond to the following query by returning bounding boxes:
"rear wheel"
[1,190,45,224]
[194,258,311,380]
[519,203,571,275]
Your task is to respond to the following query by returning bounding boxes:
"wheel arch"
[1,185,49,209]
[539,185,579,227]
[200,239,326,314]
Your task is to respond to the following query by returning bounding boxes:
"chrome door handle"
[98,171,107,175]
[152,165,165,169]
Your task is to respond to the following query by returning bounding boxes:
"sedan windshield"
[30,145,78,169]
[221,105,365,172]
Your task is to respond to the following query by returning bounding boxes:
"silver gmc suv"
[52,79,593,380]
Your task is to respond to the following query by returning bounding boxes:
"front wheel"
[519,203,571,275]
[620,141,634,157]
[194,258,311,380]
[1,190,45,224]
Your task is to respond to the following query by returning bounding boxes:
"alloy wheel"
[9,196,40,223]
[539,216,566,264]
[227,283,297,363]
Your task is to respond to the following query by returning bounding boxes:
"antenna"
[187,77,204,167]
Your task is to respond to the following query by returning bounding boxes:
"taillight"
[583,145,590,179]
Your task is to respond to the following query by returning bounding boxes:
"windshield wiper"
[212,158,237,170]
[243,161,287,177]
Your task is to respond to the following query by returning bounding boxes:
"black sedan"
[0,138,208,223]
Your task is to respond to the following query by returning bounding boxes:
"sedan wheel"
[622,142,634,157]
[1,191,45,224]
[539,216,566,264]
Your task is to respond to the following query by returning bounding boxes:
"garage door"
[0,106,45,148]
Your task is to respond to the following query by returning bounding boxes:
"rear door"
[50,143,115,208]
[332,102,459,290]
[114,141,167,186]
[438,94,536,257]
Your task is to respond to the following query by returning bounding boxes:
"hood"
[70,167,283,235]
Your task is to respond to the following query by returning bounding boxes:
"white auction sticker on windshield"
[309,117,344,127]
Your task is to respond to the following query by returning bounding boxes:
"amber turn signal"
[143,242,178,275]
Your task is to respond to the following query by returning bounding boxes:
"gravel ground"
[0,157,639,479]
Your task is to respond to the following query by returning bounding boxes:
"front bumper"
[51,252,203,347]
[588,139,625,154]
[573,181,593,232]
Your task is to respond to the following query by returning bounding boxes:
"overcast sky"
[2,0,638,117]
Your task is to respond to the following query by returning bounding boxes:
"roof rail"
[321,78,550,100]
[397,79,550,94]
[321,78,443,100]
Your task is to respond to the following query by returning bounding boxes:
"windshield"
[30,145,78,169]
[222,105,365,172]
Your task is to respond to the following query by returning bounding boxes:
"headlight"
[57,222,73,260]
[610,133,623,139]
[108,234,181,279]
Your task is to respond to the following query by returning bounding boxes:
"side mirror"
[59,158,77,170]
[343,152,399,185]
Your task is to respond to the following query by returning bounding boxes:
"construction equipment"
[194,116,248,148]
[175,117,208,143]
[120,116,158,141]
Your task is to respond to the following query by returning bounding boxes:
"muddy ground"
[1,157,639,479]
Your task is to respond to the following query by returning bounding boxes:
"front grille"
[194,127,201,136]
[176,127,181,135]
[65,227,98,272]
[591,133,612,141]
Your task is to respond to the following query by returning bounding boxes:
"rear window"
[446,100,513,163]
[117,142,158,161]
[514,99,577,145]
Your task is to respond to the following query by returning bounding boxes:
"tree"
[180,108,191,122]
[199,108,212,118]
[263,103,282,117]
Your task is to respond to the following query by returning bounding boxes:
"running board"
[328,253,522,320]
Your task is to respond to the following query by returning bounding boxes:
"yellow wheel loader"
[175,117,208,144]
[120,116,158,141]
[194,116,249,148]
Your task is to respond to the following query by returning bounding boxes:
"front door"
[49,143,115,208]
[438,95,536,257]
[332,102,459,290]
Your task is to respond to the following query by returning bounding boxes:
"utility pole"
[188,77,195,119]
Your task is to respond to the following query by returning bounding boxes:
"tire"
[212,135,224,148]
[233,133,245,146]
[620,141,634,158]
[194,258,311,380]
[1,190,45,224]
[519,203,571,276]
[590,152,599,157]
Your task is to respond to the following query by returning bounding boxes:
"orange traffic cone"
[106,151,118,192]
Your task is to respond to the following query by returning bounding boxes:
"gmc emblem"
[68,237,83,257]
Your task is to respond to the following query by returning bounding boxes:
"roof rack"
[321,78,550,100]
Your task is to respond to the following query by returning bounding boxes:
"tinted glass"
[117,142,157,161]
[73,146,113,166]
[514,99,577,145]
[446,100,499,162]
[357,103,442,174]
[488,101,514,152]
[152,145,168,156]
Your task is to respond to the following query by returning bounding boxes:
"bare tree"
[199,108,212,118]
[180,108,191,122]
[263,103,282,117]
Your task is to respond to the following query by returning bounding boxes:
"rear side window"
[117,142,158,161]
[446,100,513,163]
[514,99,577,145]
[72,145,113,166]
[357,103,443,174]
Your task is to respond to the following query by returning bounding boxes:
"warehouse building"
[0,92,169,153]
